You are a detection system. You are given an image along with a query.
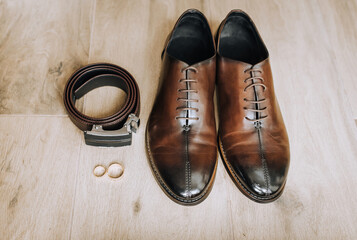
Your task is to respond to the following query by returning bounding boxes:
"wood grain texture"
[0,116,82,239]
[321,0,357,119]
[1,0,357,239]
[0,0,94,114]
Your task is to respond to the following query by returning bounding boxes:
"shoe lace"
[243,68,268,122]
[175,66,199,127]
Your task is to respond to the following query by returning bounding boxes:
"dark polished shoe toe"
[222,148,288,202]
[149,150,216,204]
[160,168,211,200]
[238,163,287,198]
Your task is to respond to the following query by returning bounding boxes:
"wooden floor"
[1,0,357,239]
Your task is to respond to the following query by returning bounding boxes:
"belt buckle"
[84,114,140,147]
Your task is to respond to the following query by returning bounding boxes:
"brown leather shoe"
[216,10,290,203]
[146,9,217,205]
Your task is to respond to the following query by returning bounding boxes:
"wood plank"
[0,0,94,114]
[0,116,82,239]
[319,0,357,119]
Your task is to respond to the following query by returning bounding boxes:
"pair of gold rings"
[93,163,124,178]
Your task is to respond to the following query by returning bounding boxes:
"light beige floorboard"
[0,0,94,114]
[0,116,82,239]
[320,0,357,120]
[1,0,357,239]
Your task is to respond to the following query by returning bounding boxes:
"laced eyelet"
[175,66,199,122]
[243,68,268,121]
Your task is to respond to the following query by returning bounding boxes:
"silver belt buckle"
[84,114,140,147]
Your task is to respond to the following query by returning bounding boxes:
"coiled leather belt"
[63,63,140,147]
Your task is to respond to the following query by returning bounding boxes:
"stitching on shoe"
[257,127,271,195]
[184,131,192,198]
[146,127,211,204]
[261,158,270,195]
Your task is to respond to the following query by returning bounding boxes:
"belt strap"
[63,63,140,147]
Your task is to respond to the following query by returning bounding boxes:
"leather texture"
[146,9,217,205]
[216,10,290,203]
[63,63,140,131]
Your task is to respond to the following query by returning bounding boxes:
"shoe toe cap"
[151,152,217,204]
[228,153,289,201]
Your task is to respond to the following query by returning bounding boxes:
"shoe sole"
[145,126,218,206]
[218,136,285,203]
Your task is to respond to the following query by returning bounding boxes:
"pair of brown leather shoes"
[146,9,290,205]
